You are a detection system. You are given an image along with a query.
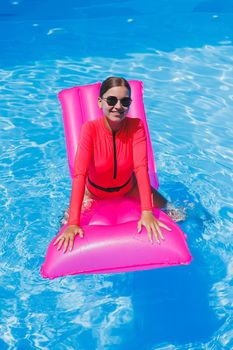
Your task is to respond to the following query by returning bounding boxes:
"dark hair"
[100,77,131,98]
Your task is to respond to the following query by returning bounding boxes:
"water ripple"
[0,44,233,349]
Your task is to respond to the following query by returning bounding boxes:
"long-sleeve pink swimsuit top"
[68,116,153,226]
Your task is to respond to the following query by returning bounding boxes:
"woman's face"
[98,86,130,125]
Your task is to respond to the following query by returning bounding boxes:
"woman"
[54,76,172,253]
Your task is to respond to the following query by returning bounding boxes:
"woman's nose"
[114,100,122,108]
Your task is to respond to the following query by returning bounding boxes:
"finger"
[69,235,75,252]
[57,236,65,250]
[77,228,84,238]
[137,221,142,233]
[158,221,171,231]
[146,225,153,243]
[53,233,66,246]
[154,221,164,241]
[158,226,165,241]
[53,236,60,246]
[63,237,69,253]
[151,223,160,244]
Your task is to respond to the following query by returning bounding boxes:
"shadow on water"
[115,181,226,349]
[131,262,224,349]
[128,182,225,349]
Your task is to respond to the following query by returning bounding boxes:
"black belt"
[88,177,132,193]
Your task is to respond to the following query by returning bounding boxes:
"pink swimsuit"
[68,116,153,225]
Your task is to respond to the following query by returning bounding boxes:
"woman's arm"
[53,122,93,253]
[68,122,93,226]
[132,119,170,243]
[132,119,153,211]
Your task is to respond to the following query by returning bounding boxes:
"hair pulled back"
[100,77,131,98]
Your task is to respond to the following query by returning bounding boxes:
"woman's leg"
[125,176,186,222]
[151,186,168,208]
[150,187,186,222]
[125,175,168,209]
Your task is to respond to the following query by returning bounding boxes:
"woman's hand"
[53,225,84,253]
[137,210,171,244]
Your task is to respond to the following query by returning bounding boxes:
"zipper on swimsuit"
[112,130,117,179]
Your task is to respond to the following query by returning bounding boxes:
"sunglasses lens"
[106,97,118,106]
[121,97,131,107]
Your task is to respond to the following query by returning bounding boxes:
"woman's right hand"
[53,225,84,253]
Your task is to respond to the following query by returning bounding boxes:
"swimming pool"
[0,0,233,349]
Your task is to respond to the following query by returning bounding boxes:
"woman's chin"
[110,113,125,121]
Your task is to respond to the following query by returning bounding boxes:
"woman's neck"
[104,116,123,132]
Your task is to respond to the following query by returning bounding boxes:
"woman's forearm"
[68,175,86,226]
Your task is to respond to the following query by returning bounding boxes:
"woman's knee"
[151,187,168,208]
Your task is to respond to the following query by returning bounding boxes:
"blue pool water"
[1,0,233,349]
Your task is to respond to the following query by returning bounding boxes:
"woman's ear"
[98,97,102,109]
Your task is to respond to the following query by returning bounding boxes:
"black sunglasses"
[102,96,132,107]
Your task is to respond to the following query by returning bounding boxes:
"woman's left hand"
[137,210,171,244]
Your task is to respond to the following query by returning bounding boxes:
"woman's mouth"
[111,111,124,117]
